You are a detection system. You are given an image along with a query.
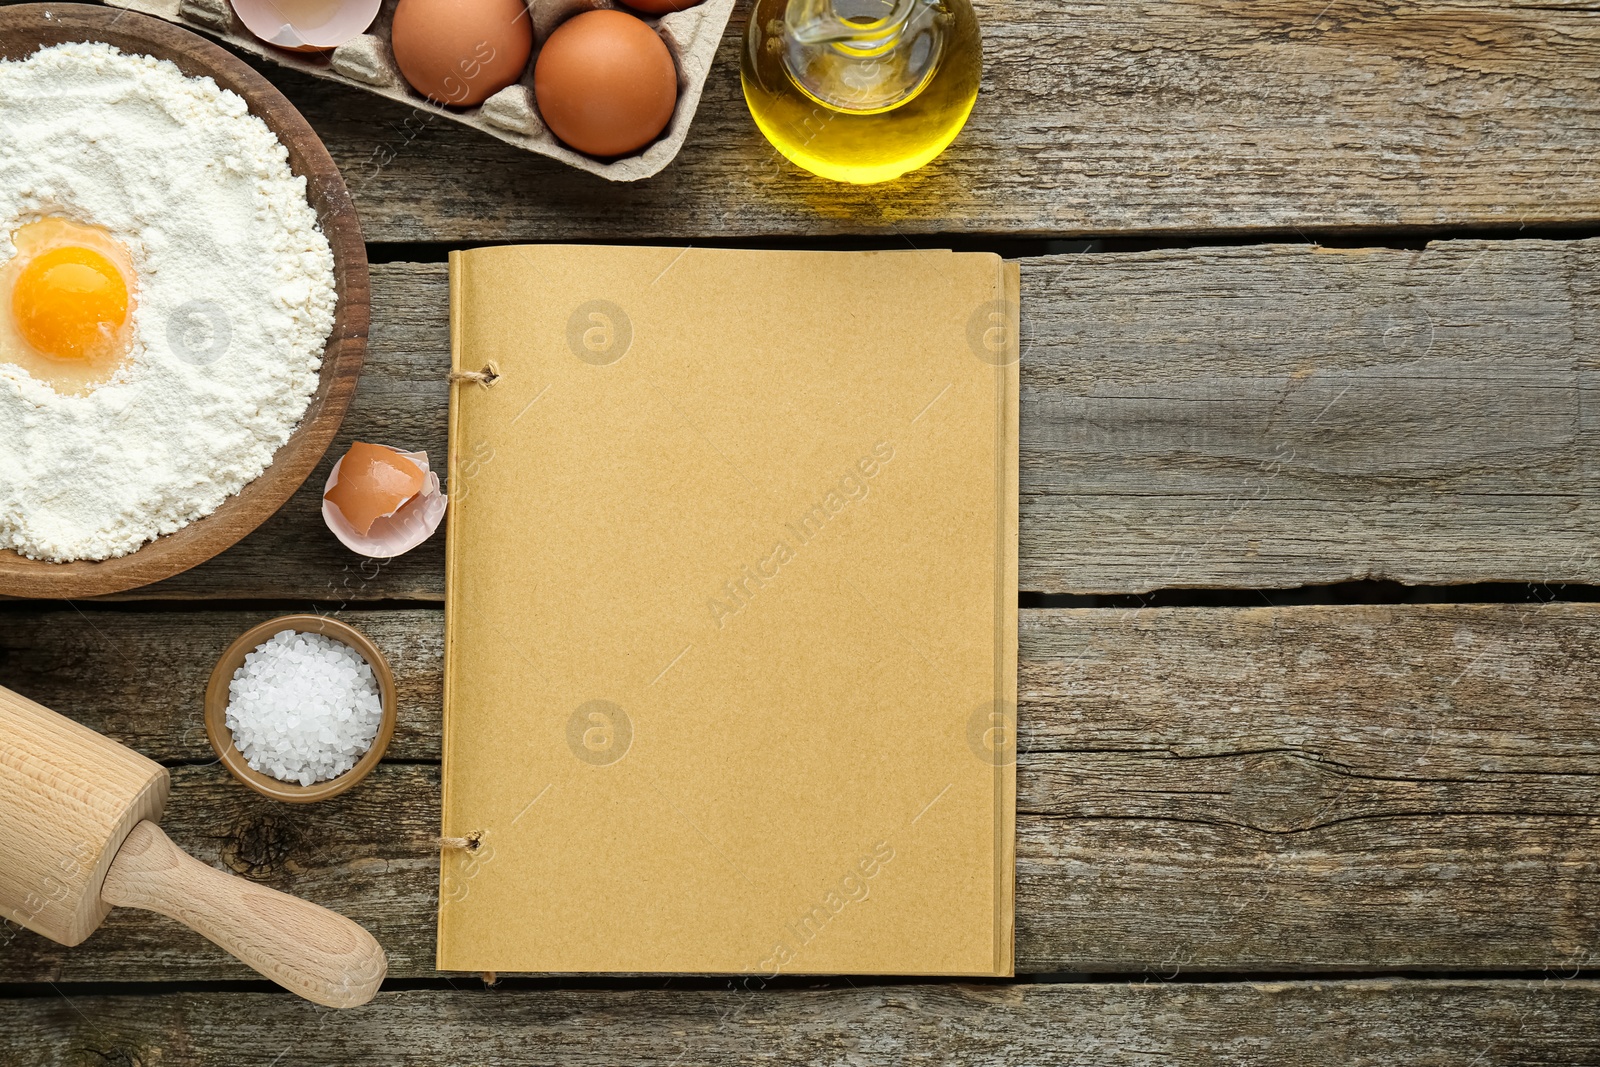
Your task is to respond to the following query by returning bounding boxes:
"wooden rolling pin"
[0,682,386,1008]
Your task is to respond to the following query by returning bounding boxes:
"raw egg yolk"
[0,218,139,395]
[12,245,130,361]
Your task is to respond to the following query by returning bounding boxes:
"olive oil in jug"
[741,0,982,184]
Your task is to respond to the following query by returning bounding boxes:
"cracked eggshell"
[323,446,448,557]
[230,0,382,50]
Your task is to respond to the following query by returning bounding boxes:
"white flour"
[0,43,336,562]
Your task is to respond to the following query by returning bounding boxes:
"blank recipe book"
[441,245,1017,976]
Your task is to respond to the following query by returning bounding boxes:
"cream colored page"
[442,246,1014,975]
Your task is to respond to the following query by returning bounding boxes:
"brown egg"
[619,0,703,13]
[391,0,533,107]
[533,10,678,157]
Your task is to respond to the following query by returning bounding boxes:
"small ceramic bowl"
[205,613,397,803]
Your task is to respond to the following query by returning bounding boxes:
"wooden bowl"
[0,4,368,598]
[204,614,396,804]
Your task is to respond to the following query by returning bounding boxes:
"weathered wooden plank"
[8,601,1599,771]
[2,981,1598,1066]
[0,608,444,760]
[3,602,1597,979]
[245,0,1600,242]
[1020,239,1600,592]
[119,237,1600,599]
[10,763,1598,980]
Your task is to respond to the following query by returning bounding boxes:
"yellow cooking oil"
[742,0,982,184]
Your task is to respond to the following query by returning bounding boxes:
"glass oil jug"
[741,0,982,184]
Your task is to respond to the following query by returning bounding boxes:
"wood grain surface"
[109,238,1600,601]
[242,0,1600,242]
[2,0,1594,1054]
[3,602,1594,980]
[3,980,1598,1066]
[1020,238,1600,592]
[0,5,369,598]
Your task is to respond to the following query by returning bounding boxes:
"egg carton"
[102,0,736,180]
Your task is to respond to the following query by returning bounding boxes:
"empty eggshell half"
[230,0,382,49]
[323,445,448,557]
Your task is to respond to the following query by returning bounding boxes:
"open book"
[441,245,1017,976]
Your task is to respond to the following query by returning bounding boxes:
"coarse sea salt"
[225,629,383,787]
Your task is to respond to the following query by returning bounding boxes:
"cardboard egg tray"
[103,0,737,180]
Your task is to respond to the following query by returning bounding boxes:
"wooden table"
[4,1,1600,1062]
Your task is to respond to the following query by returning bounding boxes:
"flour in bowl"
[0,42,337,562]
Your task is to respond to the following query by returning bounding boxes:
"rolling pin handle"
[101,821,386,1008]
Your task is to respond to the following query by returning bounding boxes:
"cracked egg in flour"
[0,42,337,563]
